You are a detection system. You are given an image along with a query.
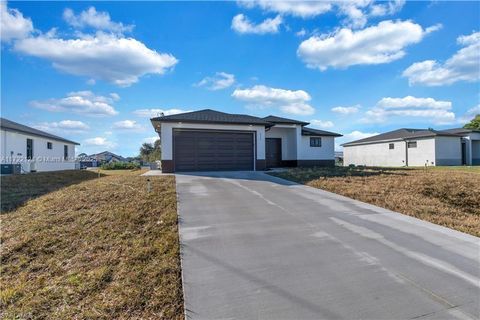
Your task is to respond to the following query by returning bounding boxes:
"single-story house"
[0,117,79,173]
[342,128,480,167]
[150,109,342,173]
[78,151,126,168]
[441,128,480,165]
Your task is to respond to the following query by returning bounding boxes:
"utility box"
[1,164,21,174]
[13,164,21,174]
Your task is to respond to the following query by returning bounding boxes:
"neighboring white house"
[1,118,79,173]
[342,128,480,167]
[150,109,342,173]
[441,128,480,165]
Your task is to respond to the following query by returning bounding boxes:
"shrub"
[100,162,140,170]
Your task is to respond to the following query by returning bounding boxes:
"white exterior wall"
[298,136,335,160]
[406,138,436,166]
[344,141,407,167]
[462,132,480,165]
[434,136,462,166]
[1,129,77,172]
[159,122,266,160]
[344,136,466,167]
[265,126,297,160]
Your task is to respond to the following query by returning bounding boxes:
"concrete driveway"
[175,171,479,320]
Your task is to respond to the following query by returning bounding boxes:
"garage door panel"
[174,130,254,171]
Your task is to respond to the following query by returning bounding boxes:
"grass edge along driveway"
[1,170,184,319]
[270,166,480,237]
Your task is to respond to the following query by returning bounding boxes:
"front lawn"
[270,166,480,237]
[1,170,183,319]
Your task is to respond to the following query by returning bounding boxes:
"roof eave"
[150,118,274,127]
[1,126,80,145]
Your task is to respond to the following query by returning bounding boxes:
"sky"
[1,0,479,156]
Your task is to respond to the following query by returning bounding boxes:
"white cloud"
[84,137,116,148]
[336,130,380,150]
[232,85,310,104]
[297,20,435,71]
[30,91,119,116]
[344,130,380,142]
[370,0,405,17]
[195,72,235,90]
[238,0,405,28]
[458,105,480,124]
[232,85,315,115]
[231,14,282,34]
[362,96,456,124]
[280,103,315,116]
[143,136,159,144]
[295,28,307,37]
[376,96,451,109]
[34,120,90,133]
[331,105,360,115]
[113,120,144,131]
[0,1,34,42]
[239,1,332,19]
[310,119,334,128]
[339,0,405,28]
[403,31,480,86]
[133,108,192,118]
[110,93,120,101]
[14,33,178,87]
[63,7,134,34]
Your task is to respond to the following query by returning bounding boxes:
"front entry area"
[266,138,282,168]
[173,130,254,171]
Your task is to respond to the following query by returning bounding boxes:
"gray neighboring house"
[79,151,126,168]
[342,128,480,167]
[150,109,342,173]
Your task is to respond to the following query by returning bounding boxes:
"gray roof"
[151,109,273,126]
[263,115,309,125]
[0,117,80,145]
[89,151,126,161]
[302,127,342,137]
[440,128,480,135]
[342,128,461,147]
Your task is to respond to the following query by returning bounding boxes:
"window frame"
[310,137,322,147]
[389,143,394,150]
[47,142,53,150]
[26,138,33,160]
[407,141,417,148]
[64,145,68,160]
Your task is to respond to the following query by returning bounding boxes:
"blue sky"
[1,1,479,156]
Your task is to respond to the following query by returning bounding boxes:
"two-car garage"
[173,130,255,172]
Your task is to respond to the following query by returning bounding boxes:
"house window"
[64,145,68,160]
[407,141,417,148]
[389,143,394,150]
[310,137,322,147]
[47,142,52,149]
[26,138,33,159]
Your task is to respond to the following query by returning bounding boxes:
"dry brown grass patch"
[1,170,183,319]
[271,167,480,237]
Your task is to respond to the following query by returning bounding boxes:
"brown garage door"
[173,130,254,171]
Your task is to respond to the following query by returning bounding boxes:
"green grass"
[420,166,480,173]
[1,170,183,319]
[1,170,100,213]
